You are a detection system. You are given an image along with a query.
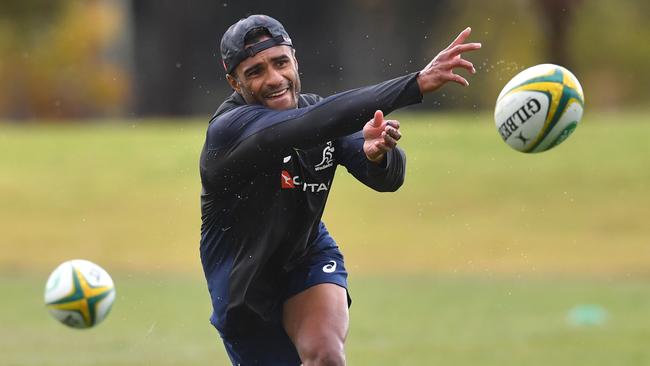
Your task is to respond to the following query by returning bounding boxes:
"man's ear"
[226,74,241,94]
[292,50,299,71]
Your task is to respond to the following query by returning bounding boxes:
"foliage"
[1,1,649,115]
[0,0,129,119]
[439,0,650,110]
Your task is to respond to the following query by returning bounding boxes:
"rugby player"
[199,14,480,365]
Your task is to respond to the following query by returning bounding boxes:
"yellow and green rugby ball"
[494,64,585,153]
[44,259,115,329]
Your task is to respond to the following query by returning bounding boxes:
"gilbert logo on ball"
[494,64,585,153]
[44,259,116,329]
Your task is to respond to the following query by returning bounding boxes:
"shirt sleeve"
[201,73,421,185]
[335,131,406,192]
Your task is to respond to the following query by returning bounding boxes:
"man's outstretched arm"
[202,27,481,181]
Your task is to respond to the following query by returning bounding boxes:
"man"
[200,14,480,365]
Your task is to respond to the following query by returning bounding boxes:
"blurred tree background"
[0,0,648,120]
[0,0,130,119]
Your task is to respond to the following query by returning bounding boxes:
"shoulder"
[298,93,323,107]
[212,92,245,119]
[205,104,267,150]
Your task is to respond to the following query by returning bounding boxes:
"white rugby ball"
[44,259,115,329]
[494,64,585,153]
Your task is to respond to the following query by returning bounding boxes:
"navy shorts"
[221,235,350,365]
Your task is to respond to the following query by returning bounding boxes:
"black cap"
[220,14,293,74]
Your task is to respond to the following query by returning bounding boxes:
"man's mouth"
[265,87,290,99]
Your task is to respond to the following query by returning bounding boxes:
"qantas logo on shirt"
[281,170,329,193]
[314,141,335,171]
[280,170,296,188]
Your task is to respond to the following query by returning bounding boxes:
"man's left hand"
[363,110,401,163]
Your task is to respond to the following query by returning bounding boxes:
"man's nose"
[265,67,284,87]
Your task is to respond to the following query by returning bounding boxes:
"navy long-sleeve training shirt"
[199,72,422,335]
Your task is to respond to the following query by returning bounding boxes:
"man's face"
[227,39,301,110]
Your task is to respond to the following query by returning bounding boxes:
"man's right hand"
[416,27,482,94]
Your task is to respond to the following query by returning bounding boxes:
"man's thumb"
[373,110,384,127]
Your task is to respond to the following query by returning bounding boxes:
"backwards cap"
[220,14,293,74]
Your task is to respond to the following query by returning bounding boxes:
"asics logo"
[322,260,337,273]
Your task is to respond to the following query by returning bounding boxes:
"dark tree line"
[130,0,582,117]
[0,0,584,119]
[130,0,452,116]
[535,0,582,66]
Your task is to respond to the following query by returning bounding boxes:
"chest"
[279,141,336,194]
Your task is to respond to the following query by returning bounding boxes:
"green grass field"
[1,111,650,365]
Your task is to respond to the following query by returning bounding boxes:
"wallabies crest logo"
[314,141,335,171]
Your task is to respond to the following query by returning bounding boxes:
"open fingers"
[446,42,482,59]
[449,57,476,74]
[446,27,472,50]
[449,73,469,87]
